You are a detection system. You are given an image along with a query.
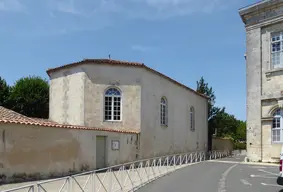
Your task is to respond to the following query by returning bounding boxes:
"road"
[137,156,283,192]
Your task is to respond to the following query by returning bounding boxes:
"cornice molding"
[240,1,283,28]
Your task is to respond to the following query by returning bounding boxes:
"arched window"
[104,88,121,121]
[190,106,195,131]
[160,97,168,126]
[272,108,282,143]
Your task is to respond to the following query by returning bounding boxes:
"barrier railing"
[1,150,231,192]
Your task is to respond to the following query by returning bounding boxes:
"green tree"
[212,112,239,138]
[0,76,10,107]
[196,77,225,121]
[196,76,246,150]
[234,120,246,142]
[8,76,49,118]
[196,77,225,150]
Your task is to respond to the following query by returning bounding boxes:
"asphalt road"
[137,156,283,192]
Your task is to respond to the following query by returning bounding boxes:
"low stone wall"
[212,137,234,151]
[232,150,247,156]
[0,123,138,184]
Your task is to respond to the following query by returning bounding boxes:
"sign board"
[111,140,120,150]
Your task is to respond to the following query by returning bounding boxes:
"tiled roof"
[46,59,208,99]
[0,106,139,134]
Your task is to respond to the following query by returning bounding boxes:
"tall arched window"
[272,108,282,143]
[104,88,121,121]
[160,97,168,126]
[190,106,195,131]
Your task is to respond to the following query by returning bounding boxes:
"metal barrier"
[1,150,231,192]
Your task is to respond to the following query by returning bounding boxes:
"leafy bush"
[233,142,246,150]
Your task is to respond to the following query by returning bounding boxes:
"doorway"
[96,136,106,169]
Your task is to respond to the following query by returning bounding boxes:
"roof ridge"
[46,58,209,99]
[0,106,28,118]
[0,106,44,123]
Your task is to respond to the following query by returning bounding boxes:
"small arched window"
[272,108,282,143]
[104,87,121,121]
[190,106,195,131]
[160,97,168,126]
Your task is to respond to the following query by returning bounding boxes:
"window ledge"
[261,117,273,121]
[104,120,122,123]
[272,142,283,145]
[261,95,283,101]
[266,67,283,77]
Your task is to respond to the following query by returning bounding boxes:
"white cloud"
[49,0,229,19]
[0,0,26,12]
[105,0,228,19]
[0,0,232,36]
[57,0,77,14]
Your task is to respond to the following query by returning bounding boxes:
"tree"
[8,76,49,118]
[196,77,225,150]
[0,76,10,107]
[234,120,246,142]
[196,77,225,121]
[211,112,239,138]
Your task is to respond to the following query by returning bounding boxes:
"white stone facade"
[240,0,283,162]
[48,60,208,159]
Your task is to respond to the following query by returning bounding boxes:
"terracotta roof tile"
[46,59,208,99]
[0,106,139,134]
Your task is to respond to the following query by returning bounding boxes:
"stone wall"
[49,64,142,132]
[246,27,262,162]
[212,138,234,151]
[140,68,208,158]
[0,123,138,183]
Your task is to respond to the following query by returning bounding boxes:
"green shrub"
[233,142,246,150]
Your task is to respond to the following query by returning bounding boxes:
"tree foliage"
[196,76,246,142]
[0,76,10,107]
[235,120,246,141]
[196,76,225,133]
[196,77,225,121]
[8,76,49,118]
[211,112,239,138]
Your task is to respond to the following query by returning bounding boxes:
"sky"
[0,0,259,121]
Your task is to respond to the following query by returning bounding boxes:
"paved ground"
[1,155,281,192]
[137,156,283,192]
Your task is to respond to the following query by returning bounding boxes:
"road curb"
[240,162,279,167]
[207,160,279,167]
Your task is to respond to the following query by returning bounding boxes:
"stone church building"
[240,0,283,162]
[0,58,209,178]
[47,59,209,159]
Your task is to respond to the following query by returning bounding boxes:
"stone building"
[47,59,209,159]
[0,58,209,179]
[239,0,283,162]
[0,106,138,177]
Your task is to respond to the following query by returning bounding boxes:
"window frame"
[272,108,283,144]
[271,31,283,69]
[160,97,168,126]
[104,87,122,122]
[190,106,195,131]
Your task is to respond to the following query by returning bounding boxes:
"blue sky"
[0,0,259,121]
